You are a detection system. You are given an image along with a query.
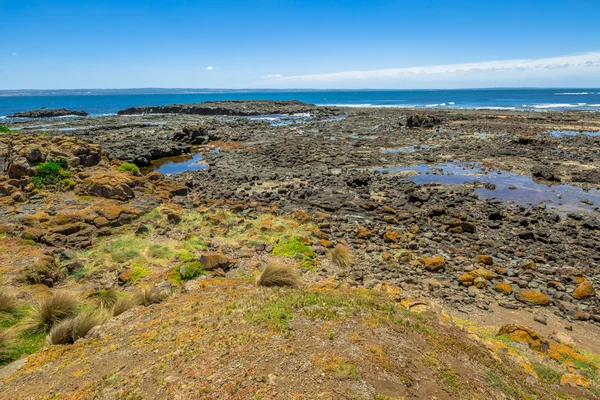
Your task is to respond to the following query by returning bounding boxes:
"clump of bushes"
[327,244,354,268]
[117,163,140,175]
[257,260,301,288]
[31,158,74,190]
[0,125,14,133]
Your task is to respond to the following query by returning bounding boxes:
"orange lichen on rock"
[515,290,550,306]
[458,269,493,286]
[573,279,595,299]
[420,255,446,272]
[497,324,548,352]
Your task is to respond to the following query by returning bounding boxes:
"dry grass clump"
[134,286,167,306]
[112,295,139,317]
[48,310,106,345]
[257,261,301,288]
[327,244,354,268]
[49,318,74,345]
[0,328,14,348]
[0,290,18,314]
[96,289,119,309]
[31,291,78,331]
[112,286,167,317]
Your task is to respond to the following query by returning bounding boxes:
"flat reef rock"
[117,100,340,116]
[9,108,89,118]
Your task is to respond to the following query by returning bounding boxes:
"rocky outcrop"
[116,100,340,117]
[406,114,442,128]
[9,108,88,118]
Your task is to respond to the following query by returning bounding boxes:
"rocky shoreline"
[2,100,600,397]
[4,102,600,317]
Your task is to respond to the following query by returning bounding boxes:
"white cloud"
[261,74,283,79]
[11,53,17,56]
[206,66,213,71]
[263,52,600,88]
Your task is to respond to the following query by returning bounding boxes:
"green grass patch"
[484,372,518,397]
[437,368,461,389]
[272,237,317,271]
[32,158,74,190]
[245,288,397,332]
[531,361,563,384]
[146,243,173,260]
[183,236,207,252]
[0,125,14,134]
[179,261,205,281]
[117,163,140,174]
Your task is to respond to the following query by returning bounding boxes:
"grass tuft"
[0,291,19,315]
[257,261,301,288]
[29,291,78,331]
[327,244,354,268]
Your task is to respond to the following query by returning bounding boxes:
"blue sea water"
[1,89,599,118]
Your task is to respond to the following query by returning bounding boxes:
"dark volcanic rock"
[9,108,88,118]
[531,164,561,182]
[116,100,339,117]
[406,114,441,128]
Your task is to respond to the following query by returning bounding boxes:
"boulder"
[421,255,446,272]
[572,280,595,300]
[198,253,234,271]
[515,290,550,306]
[497,324,549,352]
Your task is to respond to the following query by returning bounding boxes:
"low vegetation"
[28,291,78,331]
[0,125,14,133]
[49,310,106,345]
[0,290,19,314]
[31,158,75,190]
[327,243,354,268]
[117,162,140,175]
[257,260,300,288]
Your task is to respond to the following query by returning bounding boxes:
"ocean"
[1,88,600,119]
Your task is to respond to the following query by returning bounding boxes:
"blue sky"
[1,0,599,89]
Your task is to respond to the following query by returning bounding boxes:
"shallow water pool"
[377,162,600,216]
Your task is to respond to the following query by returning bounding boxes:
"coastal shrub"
[179,261,205,281]
[0,291,18,315]
[0,125,13,133]
[327,244,354,268]
[257,261,300,288]
[32,158,73,190]
[117,162,140,175]
[29,291,78,331]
